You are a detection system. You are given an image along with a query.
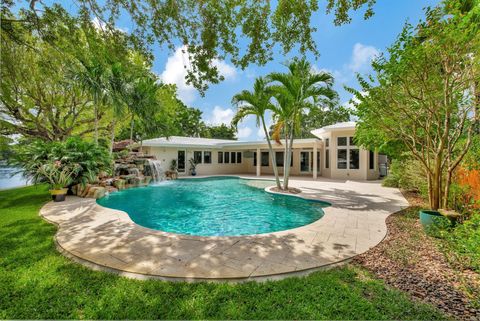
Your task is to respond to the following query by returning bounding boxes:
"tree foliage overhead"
[4,0,377,95]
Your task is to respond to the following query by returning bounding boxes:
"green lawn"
[0,185,447,320]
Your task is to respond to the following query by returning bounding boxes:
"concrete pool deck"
[40,176,409,281]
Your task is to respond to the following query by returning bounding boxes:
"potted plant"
[419,209,447,229]
[189,158,198,176]
[37,161,78,202]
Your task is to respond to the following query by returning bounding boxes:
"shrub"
[12,137,112,186]
[382,158,428,196]
[434,211,480,273]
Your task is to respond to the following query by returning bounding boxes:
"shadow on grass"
[0,185,448,320]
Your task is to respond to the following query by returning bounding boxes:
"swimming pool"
[97,176,328,236]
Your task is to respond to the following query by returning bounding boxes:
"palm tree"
[231,77,282,189]
[75,57,110,144]
[268,57,337,190]
[124,76,159,142]
[107,62,129,154]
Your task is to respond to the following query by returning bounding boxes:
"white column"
[256,148,261,177]
[313,144,317,179]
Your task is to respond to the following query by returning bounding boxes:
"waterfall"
[147,159,165,182]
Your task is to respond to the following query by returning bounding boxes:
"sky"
[26,0,440,141]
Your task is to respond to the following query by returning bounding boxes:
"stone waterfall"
[147,159,165,182]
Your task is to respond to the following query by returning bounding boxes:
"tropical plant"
[349,0,479,210]
[11,137,112,187]
[189,158,198,173]
[170,159,178,171]
[35,161,80,190]
[232,77,282,189]
[268,57,337,190]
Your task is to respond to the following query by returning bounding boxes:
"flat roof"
[311,121,356,136]
[142,136,319,148]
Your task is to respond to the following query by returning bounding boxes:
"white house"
[142,122,381,180]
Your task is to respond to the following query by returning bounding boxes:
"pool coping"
[39,175,409,282]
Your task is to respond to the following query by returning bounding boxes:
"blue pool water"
[97,176,328,236]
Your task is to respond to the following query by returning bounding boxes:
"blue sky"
[154,0,440,141]
[26,0,440,140]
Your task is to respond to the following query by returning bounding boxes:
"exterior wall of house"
[144,147,249,176]
[143,132,379,180]
[320,129,379,180]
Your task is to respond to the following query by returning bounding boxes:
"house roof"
[141,136,319,148]
[310,121,356,137]
[142,121,355,148]
[142,136,235,148]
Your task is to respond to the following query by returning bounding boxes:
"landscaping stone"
[85,186,106,199]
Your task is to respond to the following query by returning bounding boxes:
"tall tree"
[0,10,100,141]
[350,0,480,210]
[205,124,237,140]
[269,58,337,190]
[232,77,282,189]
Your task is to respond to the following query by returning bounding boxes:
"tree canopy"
[349,0,480,210]
[4,0,378,95]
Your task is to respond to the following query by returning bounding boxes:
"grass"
[0,185,448,320]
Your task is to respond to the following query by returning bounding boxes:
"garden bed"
[354,191,480,320]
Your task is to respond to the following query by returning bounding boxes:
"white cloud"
[333,43,380,84]
[348,43,380,72]
[257,128,266,139]
[91,17,128,33]
[208,106,235,125]
[237,127,252,139]
[161,46,237,104]
[342,91,368,115]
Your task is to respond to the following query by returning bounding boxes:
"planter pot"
[50,188,68,202]
[419,209,449,230]
[191,170,197,176]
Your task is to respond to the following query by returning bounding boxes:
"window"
[349,149,359,169]
[275,151,293,167]
[337,137,347,146]
[325,138,329,147]
[218,152,223,164]
[349,137,356,146]
[369,150,375,170]
[261,152,269,166]
[276,151,284,167]
[203,151,211,164]
[337,149,347,169]
[237,152,242,163]
[224,151,230,163]
[194,151,202,164]
[336,136,360,170]
[231,151,236,164]
[325,150,329,169]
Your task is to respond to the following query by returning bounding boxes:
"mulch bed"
[353,191,480,320]
[270,187,302,194]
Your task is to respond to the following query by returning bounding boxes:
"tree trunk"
[430,156,442,210]
[282,124,289,190]
[262,118,282,189]
[129,113,134,142]
[443,169,453,209]
[94,104,99,144]
[284,125,295,190]
[109,119,116,155]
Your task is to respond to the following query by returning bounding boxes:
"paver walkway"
[40,176,409,281]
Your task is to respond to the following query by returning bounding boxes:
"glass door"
[300,151,310,172]
[177,150,186,172]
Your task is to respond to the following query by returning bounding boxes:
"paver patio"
[40,176,409,281]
